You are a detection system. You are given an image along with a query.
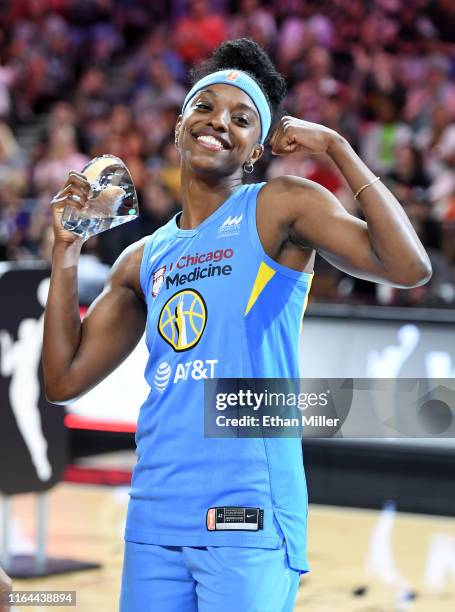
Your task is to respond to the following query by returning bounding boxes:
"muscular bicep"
[72,280,146,395]
[59,245,147,403]
[285,178,389,283]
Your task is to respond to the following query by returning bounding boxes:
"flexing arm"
[42,172,147,404]
[268,118,432,288]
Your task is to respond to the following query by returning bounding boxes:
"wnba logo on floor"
[158,289,207,352]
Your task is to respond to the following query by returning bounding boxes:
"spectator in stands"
[173,0,228,65]
[385,144,431,203]
[0,0,453,306]
[74,68,111,127]
[415,103,455,179]
[403,55,455,128]
[135,105,182,158]
[26,125,88,253]
[156,137,182,203]
[0,60,14,120]
[68,0,123,68]
[0,122,27,195]
[428,125,455,223]
[360,95,411,175]
[0,123,29,259]
[33,124,88,200]
[229,0,278,54]
[275,2,308,76]
[124,27,186,90]
[132,57,186,117]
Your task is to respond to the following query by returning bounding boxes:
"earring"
[243,160,254,174]
[174,131,179,146]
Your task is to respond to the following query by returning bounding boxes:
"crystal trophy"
[61,155,139,240]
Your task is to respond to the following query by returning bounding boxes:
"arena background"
[0,1,454,610]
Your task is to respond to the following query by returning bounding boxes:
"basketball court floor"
[5,465,455,611]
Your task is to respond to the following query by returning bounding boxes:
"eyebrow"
[198,88,258,117]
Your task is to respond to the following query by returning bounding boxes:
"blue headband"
[182,69,271,144]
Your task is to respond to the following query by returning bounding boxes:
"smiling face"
[176,83,265,179]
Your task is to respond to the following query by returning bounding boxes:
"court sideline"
[5,483,454,611]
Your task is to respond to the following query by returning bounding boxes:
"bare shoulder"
[109,236,149,300]
[262,174,330,200]
[258,175,332,225]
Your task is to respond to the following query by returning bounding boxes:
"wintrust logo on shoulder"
[217,214,243,238]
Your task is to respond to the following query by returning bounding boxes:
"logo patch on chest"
[152,265,166,298]
[158,289,207,352]
[217,214,243,238]
[153,358,218,393]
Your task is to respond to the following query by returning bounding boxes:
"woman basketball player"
[43,39,431,611]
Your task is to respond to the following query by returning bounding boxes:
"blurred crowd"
[0,0,454,306]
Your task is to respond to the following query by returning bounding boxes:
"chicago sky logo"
[158,289,207,352]
[217,214,243,238]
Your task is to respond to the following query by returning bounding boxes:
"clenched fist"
[50,170,91,246]
[270,116,338,156]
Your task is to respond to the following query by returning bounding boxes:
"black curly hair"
[189,38,287,142]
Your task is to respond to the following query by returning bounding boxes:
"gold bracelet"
[354,176,380,200]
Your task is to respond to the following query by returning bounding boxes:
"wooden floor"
[4,483,455,611]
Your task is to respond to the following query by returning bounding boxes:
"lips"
[192,129,231,151]
[195,136,224,152]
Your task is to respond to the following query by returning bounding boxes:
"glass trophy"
[61,155,139,240]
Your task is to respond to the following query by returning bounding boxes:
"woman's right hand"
[50,171,91,246]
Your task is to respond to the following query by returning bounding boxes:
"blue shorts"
[120,541,300,611]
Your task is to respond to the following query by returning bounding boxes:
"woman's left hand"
[269,116,338,156]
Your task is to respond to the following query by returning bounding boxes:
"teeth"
[197,135,223,148]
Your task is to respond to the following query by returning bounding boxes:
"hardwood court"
[7,483,455,611]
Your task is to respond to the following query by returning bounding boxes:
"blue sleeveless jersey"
[125,182,313,572]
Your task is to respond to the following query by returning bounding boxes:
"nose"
[208,107,230,132]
